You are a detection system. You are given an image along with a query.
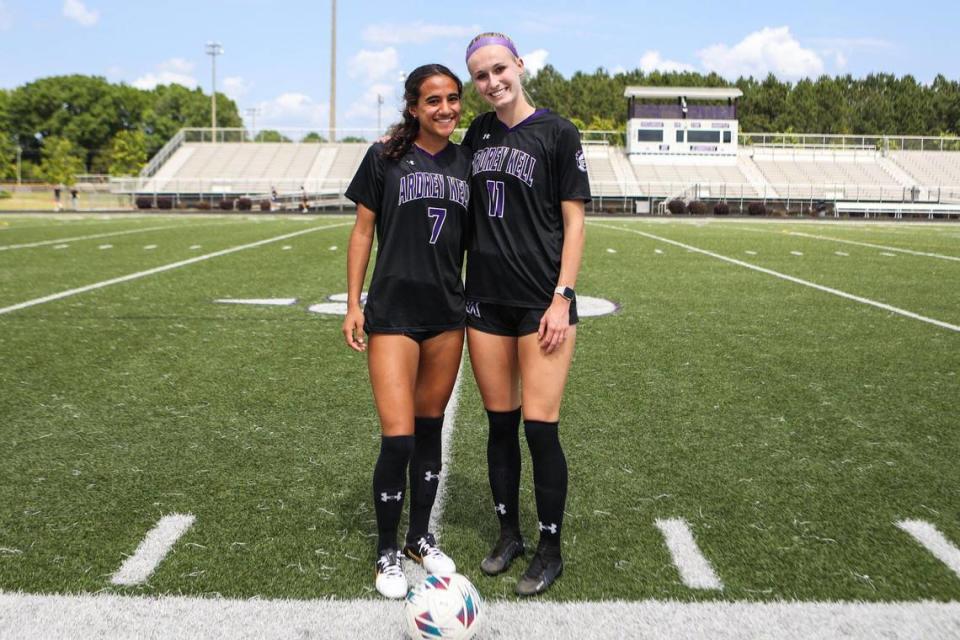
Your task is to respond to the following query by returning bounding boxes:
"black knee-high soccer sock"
[524,420,567,550]
[407,416,444,544]
[487,407,522,538]
[372,434,414,554]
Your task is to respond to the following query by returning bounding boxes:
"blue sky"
[1,0,958,135]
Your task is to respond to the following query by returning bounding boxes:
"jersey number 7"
[427,207,447,244]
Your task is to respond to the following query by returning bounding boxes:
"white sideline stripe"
[654,518,723,590]
[2,593,958,640]
[589,222,960,333]
[429,358,465,535]
[0,222,351,317]
[897,520,960,579]
[110,515,196,586]
[214,298,298,306]
[0,225,182,251]
[788,231,960,262]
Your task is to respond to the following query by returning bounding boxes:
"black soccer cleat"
[479,534,524,576]
[515,546,563,596]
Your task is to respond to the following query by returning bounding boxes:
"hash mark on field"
[190,245,202,250]
[788,230,960,262]
[654,249,664,255]
[654,518,723,590]
[111,514,196,586]
[0,224,181,251]
[282,245,292,250]
[835,251,849,257]
[745,250,757,255]
[897,520,960,579]
[881,252,896,257]
[606,248,617,253]
[53,244,69,250]
[790,251,804,256]
[144,245,157,250]
[98,244,112,250]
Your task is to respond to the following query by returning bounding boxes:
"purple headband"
[465,36,519,62]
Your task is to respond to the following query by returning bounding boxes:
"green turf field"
[1,214,958,613]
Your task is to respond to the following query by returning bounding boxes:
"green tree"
[302,131,327,142]
[39,136,85,185]
[256,129,292,142]
[107,129,148,176]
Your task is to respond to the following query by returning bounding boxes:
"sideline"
[589,222,960,333]
[0,222,352,316]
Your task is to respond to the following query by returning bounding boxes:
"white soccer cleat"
[403,533,457,575]
[375,549,408,599]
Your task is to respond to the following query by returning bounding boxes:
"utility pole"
[377,94,384,134]
[205,41,223,141]
[16,145,22,186]
[329,0,336,142]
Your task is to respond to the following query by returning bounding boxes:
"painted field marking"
[787,231,960,262]
[589,222,960,333]
[0,225,184,251]
[3,592,958,639]
[745,250,757,255]
[835,251,849,257]
[896,520,960,579]
[215,298,298,306]
[654,248,664,255]
[53,244,69,250]
[654,518,723,590]
[790,251,804,256]
[282,245,292,250]
[98,244,113,250]
[0,222,351,317]
[144,244,157,250]
[111,514,196,586]
[190,245,202,250]
[881,252,896,257]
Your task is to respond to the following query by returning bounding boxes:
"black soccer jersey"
[345,142,471,332]
[462,109,591,308]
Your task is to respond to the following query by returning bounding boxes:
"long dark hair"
[382,64,463,161]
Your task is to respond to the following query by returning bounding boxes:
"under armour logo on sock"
[494,503,507,515]
[538,521,558,534]
[380,491,402,502]
[424,471,440,482]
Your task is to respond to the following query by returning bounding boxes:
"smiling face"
[466,44,526,111]
[410,74,462,144]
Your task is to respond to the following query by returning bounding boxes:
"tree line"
[3,69,960,182]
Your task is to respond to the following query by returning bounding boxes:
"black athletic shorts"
[465,299,578,337]
[365,328,460,344]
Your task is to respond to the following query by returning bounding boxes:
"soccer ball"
[404,573,483,640]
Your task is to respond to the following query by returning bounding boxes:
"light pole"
[245,107,261,142]
[205,41,223,141]
[329,0,337,142]
[376,94,384,134]
[15,145,22,186]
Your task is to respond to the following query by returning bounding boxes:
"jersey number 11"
[486,180,505,218]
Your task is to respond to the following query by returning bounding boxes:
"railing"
[140,129,185,178]
[740,132,960,152]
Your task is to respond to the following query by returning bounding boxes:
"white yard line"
[0,222,351,316]
[0,225,184,251]
[111,515,196,586]
[429,359,465,535]
[786,231,960,262]
[589,222,960,333]
[654,518,723,590]
[896,520,960,579]
[1,592,958,639]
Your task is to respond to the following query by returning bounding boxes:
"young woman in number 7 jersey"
[463,32,591,596]
[342,64,472,599]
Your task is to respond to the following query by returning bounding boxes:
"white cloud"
[697,27,824,80]
[638,50,695,74]
[521,49,549,76]
[132,59,198,90]
[62,0,99,27]
[349,48,400,83]
[223,76,252,100]
[0,1,13,30]
[257,93,329,130]
[363,22,480,45]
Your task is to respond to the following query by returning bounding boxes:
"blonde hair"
[465,32,535,106]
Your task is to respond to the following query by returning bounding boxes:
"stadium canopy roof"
[623,86,743,100]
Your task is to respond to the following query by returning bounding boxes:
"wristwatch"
[554,286,575,301]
